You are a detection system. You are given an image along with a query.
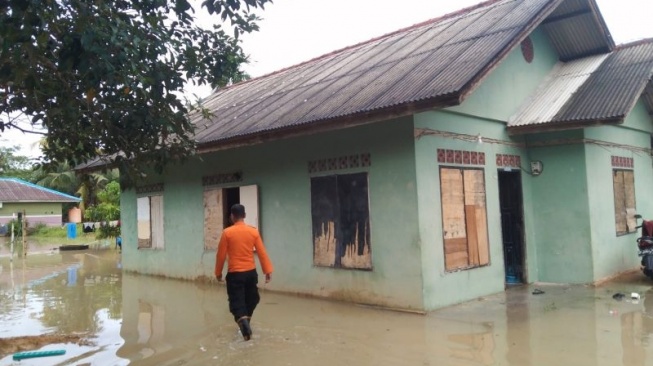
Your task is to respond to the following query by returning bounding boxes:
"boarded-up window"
[311,173,371,270]
[440,168,489,271]
[613,170,636,235]
[137,195,164,249]
[203,185,259,250]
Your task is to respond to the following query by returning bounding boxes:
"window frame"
[137,193,164,250]
[310,172,372,271]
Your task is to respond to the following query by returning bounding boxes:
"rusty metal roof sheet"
[193,0,570,149]
[0,178,81,203]
[192,0,616,150]
[509,40,653,132]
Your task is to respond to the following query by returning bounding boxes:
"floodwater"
[1,248,653,365]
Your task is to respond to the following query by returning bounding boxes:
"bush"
[5,219,26,237]
[31,224,68,238]
[97,222,120,239]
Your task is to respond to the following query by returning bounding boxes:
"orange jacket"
[215,221,274,276]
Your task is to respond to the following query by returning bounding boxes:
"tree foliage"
[0,0,270,185]
[0,145,33,179]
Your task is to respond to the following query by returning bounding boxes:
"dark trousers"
[225,269,260,322]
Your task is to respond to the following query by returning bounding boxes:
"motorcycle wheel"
[643,268,653,280]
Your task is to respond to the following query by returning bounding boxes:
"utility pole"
[10,212,15,260]
[22,209,27,256]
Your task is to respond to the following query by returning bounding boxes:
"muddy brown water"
[1,248,652,365]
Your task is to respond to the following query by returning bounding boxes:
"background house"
[118,0,653,312]
[0,178,81,228]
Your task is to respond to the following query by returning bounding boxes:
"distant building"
[0,178,81,227]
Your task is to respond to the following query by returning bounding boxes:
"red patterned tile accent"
[496,154,521,168]
[446,150,454,163]
[438,149,485,166]
[437,149,446,163]
[612,155,634,169]
[454,150,462,164]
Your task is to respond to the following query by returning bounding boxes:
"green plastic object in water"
[12,350,66,361]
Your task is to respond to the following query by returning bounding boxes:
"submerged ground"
[0,245,652,365]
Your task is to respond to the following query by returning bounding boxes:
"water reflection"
[1,251,653,365]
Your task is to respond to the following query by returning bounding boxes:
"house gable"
[444,27,560,122]
[508,40,653,134]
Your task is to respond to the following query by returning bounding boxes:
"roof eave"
[197,94,462,154]
[507,116,624,135]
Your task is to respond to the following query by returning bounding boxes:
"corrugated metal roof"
[192,0,567,149]
[541,0,614,61]
[642,80,653,117]
[0,178,81,203]
[508,54,609,127]
[508,40,653,132]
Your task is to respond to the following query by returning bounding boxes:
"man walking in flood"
[215,204,274,341]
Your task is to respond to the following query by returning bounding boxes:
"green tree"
[0,145,33,179]
[34,161,119,215]
[0,0,270,185]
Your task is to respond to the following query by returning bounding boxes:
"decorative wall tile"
[202,172,243,186]
[136,183,165,194]
[454,150,463,164]
[361,153,372,167]
[496,154,522,168]
[328,158,338,170]
[349,155,360,168]
[612,156,634,169]
[308,153,371,173]
[437,149,446,163]
[437,149,485,166]
[339,157,349,169]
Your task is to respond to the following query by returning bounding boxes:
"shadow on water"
[1,250,653,365]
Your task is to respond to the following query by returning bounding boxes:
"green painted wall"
[120,118,425,311]
[447,28,559,122]
[525,135,595,283]
[584,100,653,281]
[0,202,62,217]
[414,111,534,310]
[413,27,560,310]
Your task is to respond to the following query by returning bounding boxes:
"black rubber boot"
[237,317,252,341]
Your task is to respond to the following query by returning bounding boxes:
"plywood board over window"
[311,173,371,270]
[613,170,636,235]
[440,167,490,271]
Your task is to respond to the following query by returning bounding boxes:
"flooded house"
[0,178,81,228]
[117,0,653,312]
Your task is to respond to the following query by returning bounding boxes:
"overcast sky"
[2,0,652,158]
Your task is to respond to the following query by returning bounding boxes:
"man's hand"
[216,274,223,282]
[265,273,272,283]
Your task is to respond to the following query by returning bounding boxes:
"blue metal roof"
[0,178,81,203]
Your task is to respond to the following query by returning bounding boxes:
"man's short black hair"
[231,204,246,219]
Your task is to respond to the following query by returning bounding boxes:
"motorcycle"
[635,214,653,279]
